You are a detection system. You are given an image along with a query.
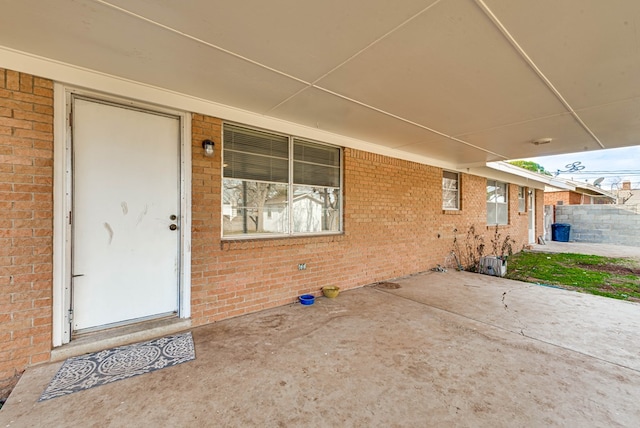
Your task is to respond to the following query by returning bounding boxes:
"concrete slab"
[531,241,640,260]
[2,272,639,427]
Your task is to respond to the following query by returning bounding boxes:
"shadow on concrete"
[2,271,639,426]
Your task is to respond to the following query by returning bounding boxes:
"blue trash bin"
[551,223,571,242]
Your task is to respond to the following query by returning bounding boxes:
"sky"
[524,145,640,191]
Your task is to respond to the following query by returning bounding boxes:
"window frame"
[486,179,509,225]
[442,170,460,210]
[517,186,526,213]
[222,123,343,239]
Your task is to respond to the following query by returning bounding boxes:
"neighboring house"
[543,179,616,206]
[1,2,639,399]
[615,181,640,208]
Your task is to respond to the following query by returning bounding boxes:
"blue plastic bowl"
[299,294,315,305]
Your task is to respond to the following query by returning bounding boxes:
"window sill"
[442,209,461,215]
[222,231,343,241]
[220,232,345,250]
[517,211,527,216]
[486,224,509,229]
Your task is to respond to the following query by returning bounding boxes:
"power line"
[556,172,640,176]
[553,169,640,173]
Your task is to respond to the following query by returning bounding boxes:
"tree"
[223,180,282,233]
[508,160,551,175]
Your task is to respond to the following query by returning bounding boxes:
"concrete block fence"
[553,204,640,247]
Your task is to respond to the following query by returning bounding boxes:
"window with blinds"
[518,186,526,212]
[293,140,340,187]
[222,124,342,237]
[487,180,508,225]
[223,125,289,183]
[442,171,459,210]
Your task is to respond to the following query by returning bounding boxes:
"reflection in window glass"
[223,180,288,235]
[487,180,508,225]
[518,186,526,212]
[222,124,342,237]
[293,186,340,233]
[442,171,459,210]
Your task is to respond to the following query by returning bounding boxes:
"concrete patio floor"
[2,268,640,427]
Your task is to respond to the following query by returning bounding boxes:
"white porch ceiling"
[1,0,639,167]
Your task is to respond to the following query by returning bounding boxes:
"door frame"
[528,188,536,244]
[52,86,192,346]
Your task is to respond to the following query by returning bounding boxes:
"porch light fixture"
[202,139,215,157]
[532,138,552,146]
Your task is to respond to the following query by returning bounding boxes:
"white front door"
[528,189,536,244]
[71,97,181,332]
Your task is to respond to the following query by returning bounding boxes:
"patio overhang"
[1,1,639,168]
[482,161,575,190]
[546,178,618,199]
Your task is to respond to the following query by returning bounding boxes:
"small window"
[442,171,459,210]
[222,124,342,237]
[518,186,526,212]
[487,180,508,225]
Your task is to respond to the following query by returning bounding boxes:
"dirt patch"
[593,283,637,294]
[576,263,640,276]
[375,282,401,289]
[1,373,21,403]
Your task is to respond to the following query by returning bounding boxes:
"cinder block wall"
[555,204,640,246]
[0,69,54,398]
[189,114,533,326]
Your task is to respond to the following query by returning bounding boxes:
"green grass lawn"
[505,251,640,301]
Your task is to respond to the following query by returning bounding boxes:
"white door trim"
[52,85,191,346]
[528,189,536,244]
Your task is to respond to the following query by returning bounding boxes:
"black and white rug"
[39,332,195,401]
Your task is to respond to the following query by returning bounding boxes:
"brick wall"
[544,190,594,206]
[0,86,536,399]
[0,70,54,398]
[545,191,570,206]
[189,114,532,326]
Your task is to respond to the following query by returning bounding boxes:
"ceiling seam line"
[266,0,445,114]
[307,0,446,87]
[266,86,314,114]
[574,94,640,111]
[0,44,265,114]
[473,0,605,149]
[93,0,311,87]
[94,0,500,160]
[453,112,573,138]
[314,85,508,159]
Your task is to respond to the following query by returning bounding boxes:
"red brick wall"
[0,81,536,398]
[545,190,597,206]
[189,114,532,326]
[0,70,54,397]
[575,192,588,205]
[545,191,570,206]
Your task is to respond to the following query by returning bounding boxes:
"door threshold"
[73,312,178,337]
[51,317,192,362]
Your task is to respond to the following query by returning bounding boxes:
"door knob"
[169,224,178,231]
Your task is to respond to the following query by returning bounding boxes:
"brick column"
[0,69,54,399]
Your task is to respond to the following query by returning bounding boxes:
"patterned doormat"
[39,332,195,401]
